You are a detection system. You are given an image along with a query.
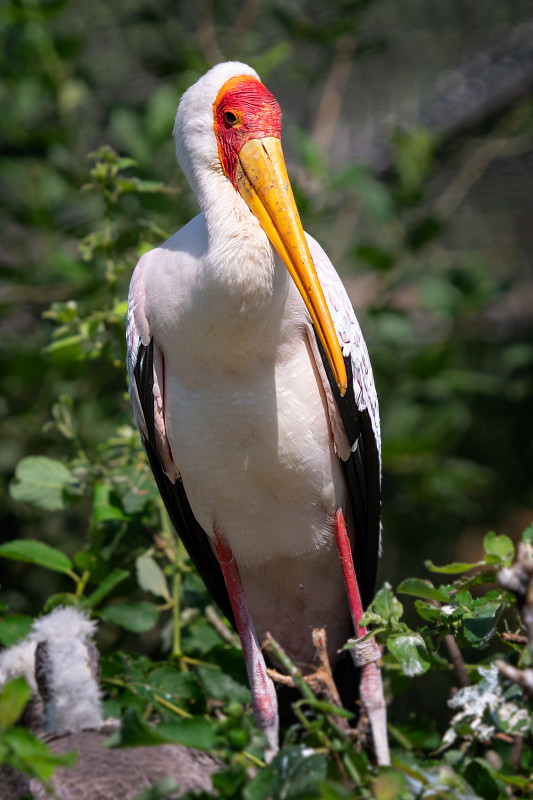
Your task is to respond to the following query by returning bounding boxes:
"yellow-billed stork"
[126,62,388,764]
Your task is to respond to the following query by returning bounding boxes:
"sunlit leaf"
[0,540,73,575]
[0,677,31,730]
[92,482,128,524]
[0,615,33,647]
[196,664,251,705]
[9,456,77,511]
[157,717,218,750]
[387,633,431,676]
[483,531,514,567]
[521,523,533,546]
[361,582,404,628]
[134,778,180,800]
[397,577,450,603]
[425,560,483,574]
[5,727,77,779]
[100,601,159,632]
[87,568,130,607]
[136,554,169,600]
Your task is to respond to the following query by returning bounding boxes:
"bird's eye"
[223,110,238,126]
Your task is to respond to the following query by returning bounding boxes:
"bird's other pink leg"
[214,529,279,760]
[334,509,390,766]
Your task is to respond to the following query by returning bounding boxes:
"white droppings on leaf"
[441,664,530,748]
[403,657,425,677]
[440,604,455,616]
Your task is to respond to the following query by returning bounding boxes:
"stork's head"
[174,63,347,396]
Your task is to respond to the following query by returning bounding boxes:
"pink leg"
[214,530,279,760]
[334,509,390,766]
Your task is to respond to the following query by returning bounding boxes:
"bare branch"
[495,541,533,693]
[196,0,224,66]
[312,36,356,154]
[443,634,470,688]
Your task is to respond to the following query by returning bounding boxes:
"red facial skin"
[213,76,282,189]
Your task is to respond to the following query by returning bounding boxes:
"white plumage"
[127,61,386,761]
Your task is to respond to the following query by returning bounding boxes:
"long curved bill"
[235,137,347,397]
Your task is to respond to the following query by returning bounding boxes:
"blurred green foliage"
[1,0,533,796]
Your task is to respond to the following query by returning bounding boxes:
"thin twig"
[196,0,224,66]
[205,604,241,648]
[443,634,470,687]
[263,632,315,702]
[433,131,533,221]
[502,632,528,646]
[510,734,524,771]
[496,542,533,693]
[312,36,356,154]
[495,660,533,693]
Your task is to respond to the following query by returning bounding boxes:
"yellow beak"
[235,137,347,397]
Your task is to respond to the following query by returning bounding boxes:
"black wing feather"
[134,339,235,626]
[315,335,381,609]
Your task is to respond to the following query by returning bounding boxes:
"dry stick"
[433,115,533,222]
[501,632,529,646]
[263,631,353,720]
[205,605,241,649]
[234,0,259,38]
[443,634,470,688]
[196,0,224,66]
[510,734,524,772]
[495,542,533,693]
[312,36,356,154]
[263,631,365,788]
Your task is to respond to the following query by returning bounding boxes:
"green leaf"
[495,701,531,736]
[0,615,33,646]
[114,709,218,754]
[462,602,503,647]
[361,582,403,628]
[356,243,395,271]
[521,523,533,546]
[109,707,168,747]
[148,667,204,712]
[182,621,223,654]
[196,664,251,705]
[464,758,501,800]
[262,745,328,800]
[0,540,73,575]
[387,633,431,676]
[414,600,442,622]
[394,125,436,193]
[425,559,483,574]
[5,727,77,780]
[43,594,89,615]
[157,717,218,750]
[0,678,31,730]
[212,764,248,797]
[136,555,169,600]
[372,769,411,800]
[455,570,498,593]
[87,568,130,607]
[134,778,180,800]
[117,465,158,515]
[100,602,159,633]
[9,456,77,511]
[397,577,450,603]
[92,482,128,525]
[407,217,445,250]
[483,531,514,567]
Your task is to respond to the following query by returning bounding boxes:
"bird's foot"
[267,628,344,713]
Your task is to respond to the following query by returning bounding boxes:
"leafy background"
[1,0,533,797]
